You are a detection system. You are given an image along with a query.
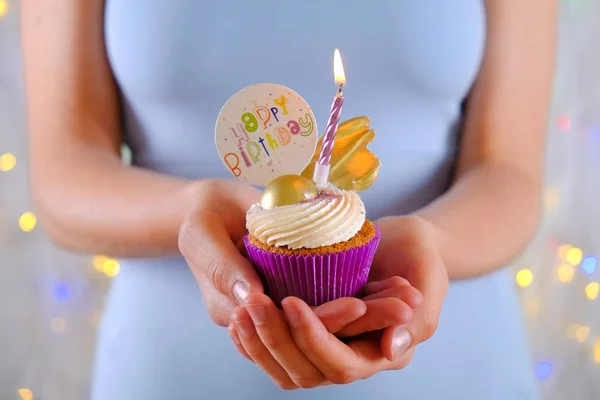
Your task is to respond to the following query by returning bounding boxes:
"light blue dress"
[92,1,538,399]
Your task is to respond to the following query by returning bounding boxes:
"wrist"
[182,178,261,227]
[412,213,446,245]
[409,213,448,263]
[181,180,207,220]
[378,214,443,242]
[377,214,448,269]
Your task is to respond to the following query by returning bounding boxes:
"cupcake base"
[244,221,381,307]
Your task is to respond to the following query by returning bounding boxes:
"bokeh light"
[566,247,583,265]
[93,255,107,271]
[516,269,534,287]
[19,212,37,232]
[594,338,600,365]
[0,152,16,172]
[53,282,70,302]
[567,324,579,340]
[556,114,572,131]
[576,326,590,343]
[585,282,599,300]
[589,124,600,139]
[17,388,33,400]
[0,0,8,19]
[535,361,553,381]
[558,244,572,261]
[581,256,598,275]
[557,264,575,283]
[93,255,121,277]
[103,258,120,278]
[50,317,66,334]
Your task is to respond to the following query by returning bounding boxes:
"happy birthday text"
[224,94,314,176]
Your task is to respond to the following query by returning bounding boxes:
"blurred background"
[1,0,600,399]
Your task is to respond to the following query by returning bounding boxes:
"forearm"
[32,142,200,257]
[414,161,542,279]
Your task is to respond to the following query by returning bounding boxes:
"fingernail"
[282,302,301,327]
[228,324,241,345]
[392,328,412,360]
[233,281,249,304]
[246,303,266,323]
[234,319,254,338]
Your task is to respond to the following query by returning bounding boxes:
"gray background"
[1,0,599,399]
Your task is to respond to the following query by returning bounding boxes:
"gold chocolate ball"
[260,174,318,210]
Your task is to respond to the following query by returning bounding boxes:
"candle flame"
[334,49,346,87]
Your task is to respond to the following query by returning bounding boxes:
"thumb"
[380,260,448,362]
[179,210,263,304]
[206,245,263,304]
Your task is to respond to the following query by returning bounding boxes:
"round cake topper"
[215,83,318,187]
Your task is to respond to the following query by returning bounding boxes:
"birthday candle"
[313,49,346,186]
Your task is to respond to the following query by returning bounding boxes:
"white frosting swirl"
[246,185,366,249]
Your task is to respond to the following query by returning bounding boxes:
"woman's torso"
[107,0,484,216]
[92,1,538,399]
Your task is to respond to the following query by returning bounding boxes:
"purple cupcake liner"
[244,226,381,307]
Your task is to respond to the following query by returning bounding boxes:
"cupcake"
[243,174,380,307]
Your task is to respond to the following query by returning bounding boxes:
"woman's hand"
[178,179,266,326]
[370,215,449,360]
[227,215,447,389]
[228,289,423,390]
[334,275,423,338]
[228,279,423,389]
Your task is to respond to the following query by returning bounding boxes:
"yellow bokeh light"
[103,258,120,277]
[567,324,580,340]
[17,388,33,400]
[0,1,8,18]
[19,212,37,232]
[576,326,590,343]
[585,282,599,300]
[557,264,575,283]
[566,247,583,265]
[557,244,572,261]
[93,255,108,271]
[0,153,16,172]
[594,338,600,365]
[516,269,533,287]
[50,317,66,334]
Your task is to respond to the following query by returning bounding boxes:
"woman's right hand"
[178,179,265,327]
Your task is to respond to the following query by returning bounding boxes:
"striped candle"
[313,49,346,186]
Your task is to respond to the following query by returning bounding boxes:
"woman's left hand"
[229,215,448,389]
[367,215,449,360]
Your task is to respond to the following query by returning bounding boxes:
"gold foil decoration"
[260,174,318,210]
[301,116,380,191]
